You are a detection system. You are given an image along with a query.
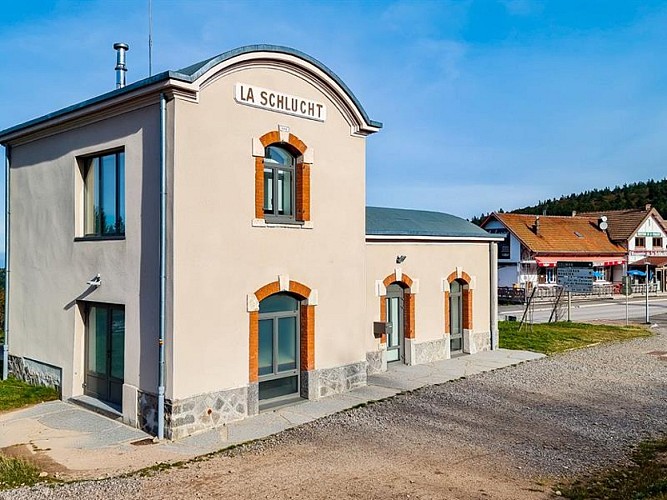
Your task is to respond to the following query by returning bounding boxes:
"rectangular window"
[635,237,646,248]
[593,266,606,281]
[83,151,125,237]
[652,237,663,248]
[263,146,296,223]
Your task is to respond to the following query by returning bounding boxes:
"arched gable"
[175,45,382,137]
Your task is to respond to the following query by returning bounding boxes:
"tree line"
[471,178,667,225]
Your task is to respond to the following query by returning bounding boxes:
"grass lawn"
[560,435,667,499]
[499,320,651,355]
[0,377,59,413]
[0,378,59,490]
[0,455,41,490]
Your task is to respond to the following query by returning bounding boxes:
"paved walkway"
[0,349,543,479]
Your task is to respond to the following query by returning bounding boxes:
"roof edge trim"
[0,45,382,143]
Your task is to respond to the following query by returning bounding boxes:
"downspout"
[2,145,9,380]
[157,93,167,439]
[489,241,498,350]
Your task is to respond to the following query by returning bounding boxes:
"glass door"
[450,281,463,352]
[258,294,300,402]
[386,284,404,363]
[85,304,125,407]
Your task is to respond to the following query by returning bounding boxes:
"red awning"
[535,256,626,268]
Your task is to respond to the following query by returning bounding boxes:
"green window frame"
[263,145,296,223]
[258,293,300,403]
[83,151,125,237]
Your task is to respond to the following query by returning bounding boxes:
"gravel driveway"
[4,324,666,499]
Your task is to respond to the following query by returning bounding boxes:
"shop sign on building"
[235,83,327,122]
[557,261,594,293]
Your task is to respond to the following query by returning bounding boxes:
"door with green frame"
[385,283,404,363]
[450,281,464,353]
[85,303,125,407]
[258,293,300,404]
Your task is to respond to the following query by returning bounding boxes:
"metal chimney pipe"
[113,43,129,89]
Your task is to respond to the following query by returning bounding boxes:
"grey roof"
[0,45,381,142]
[366,207,497,239]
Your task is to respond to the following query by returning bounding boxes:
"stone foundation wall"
[138,391,163,436]
[8,355,62,395]
[413,338,447,365]
[366,350,384,375]
[168,386,249,440]
[302,362,367,399]
[138,363,368,440]
[464,330,491,354]
[138,386,249,440]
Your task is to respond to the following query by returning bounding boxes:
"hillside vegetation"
[471,178,667,225]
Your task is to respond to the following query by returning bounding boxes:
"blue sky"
[1,0,666,230]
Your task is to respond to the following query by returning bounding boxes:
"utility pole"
[645,263,650,324]
[567,291,571,322]
[148,0,153,76]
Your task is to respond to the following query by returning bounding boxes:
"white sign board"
[235,83,327,122]
[557,261,594,293]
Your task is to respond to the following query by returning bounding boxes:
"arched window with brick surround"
[249,280,315,407]
[379,271,415,364]
[254,131,311,224]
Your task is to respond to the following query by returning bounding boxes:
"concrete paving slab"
[37,408,119,433]
[0,348,544,478]
[347,384,400,401]
[161,428,227,456]
[226,412,290,444]
[272,408,314,426]
[1,400,67,421]
[366,375,426,392]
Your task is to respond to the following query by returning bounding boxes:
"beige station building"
[0,45,501,439]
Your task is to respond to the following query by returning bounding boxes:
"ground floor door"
[85,303,125,407]
[386,284,404,363]
[258,294,300,403]
[450,281,463,353]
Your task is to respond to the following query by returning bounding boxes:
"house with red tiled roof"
[578,205,667,291]
[481,212,626,289]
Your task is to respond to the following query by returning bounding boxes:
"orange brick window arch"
[444,271,473,334]
[255,130,311,222]
[379,271,415,342]
[248,280,315,383]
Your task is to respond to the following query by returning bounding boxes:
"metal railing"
[499,283,626,304]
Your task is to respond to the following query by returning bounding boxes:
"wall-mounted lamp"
[87,274,101,287]
[396,255,406,264]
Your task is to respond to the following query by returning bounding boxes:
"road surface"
[499,296,667,323]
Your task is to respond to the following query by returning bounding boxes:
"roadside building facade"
[0,45,500,439]
[579,206,667,291]
[482,213,626,291]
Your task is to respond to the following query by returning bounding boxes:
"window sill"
[74,235,126,242]
[252,219,313,229]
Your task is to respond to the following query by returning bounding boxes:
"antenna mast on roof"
[148,0,153,76]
